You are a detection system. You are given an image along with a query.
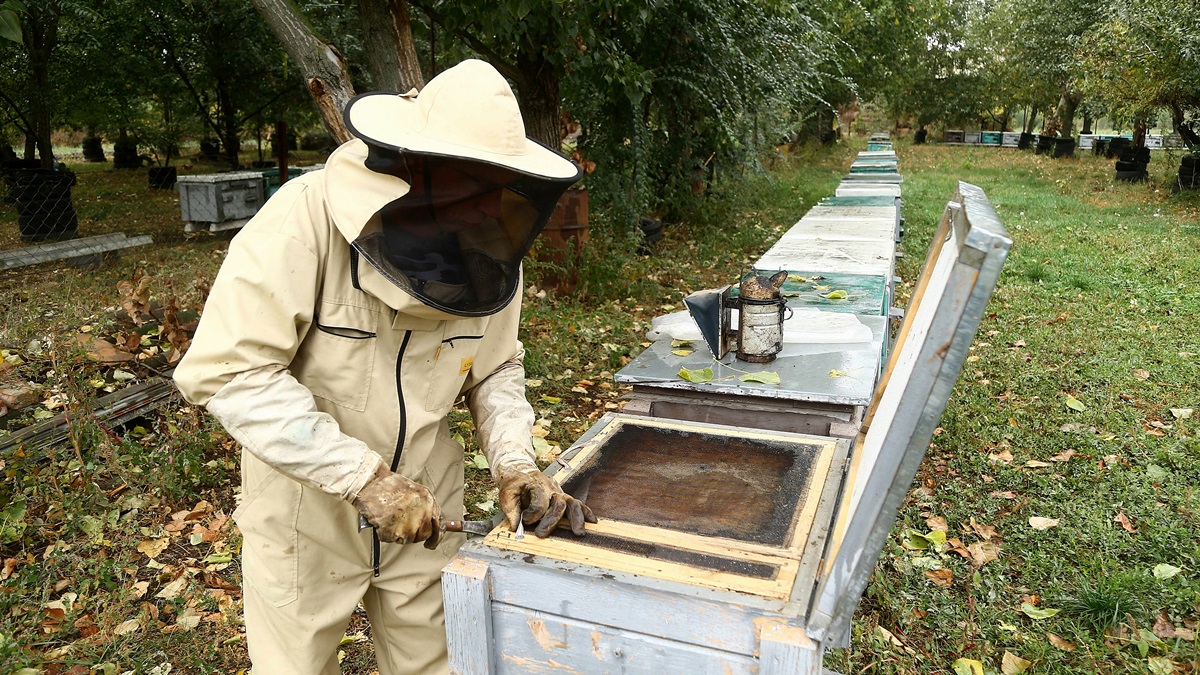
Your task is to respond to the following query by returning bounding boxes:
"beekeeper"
[174,59,595,674]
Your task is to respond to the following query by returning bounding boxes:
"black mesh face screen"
[354,153,574,316]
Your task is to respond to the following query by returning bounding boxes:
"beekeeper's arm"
[173,181,437,545]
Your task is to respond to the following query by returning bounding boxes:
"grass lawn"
[1,141,1198,673]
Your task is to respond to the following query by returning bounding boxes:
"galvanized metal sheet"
[835,184,902,197]
[819,196,898,208]
[840,172,902,183]
[615,315,888,406]
[733,270,889,316]
[778,218,896,243]
[755,238,894,276]
[804,205,897,220]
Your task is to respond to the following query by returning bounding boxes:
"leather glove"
[498,466,597,538]
[353,465,442,549]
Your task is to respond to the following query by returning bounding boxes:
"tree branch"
[411,1,525,88]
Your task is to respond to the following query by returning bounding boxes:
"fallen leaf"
[1154,612,1176,639]
[971,518,999,540]
[1114,512,1137,533]
[1170,408,1193,419]
[1047,632,1076,651]
[137,538,169,560]
[990,490,1018,499]
[988,449,1014,464]
[925,568,953,586]
[952,658,985,675]
[1152,563,1182,580]
[1132,368,1151,380]
[738,371,781,385]
[1051,449,1077,462]
[175,607,203,630]
[114,618,141,636]
[1021,594,1041,605]
[129,581,149,599]
[1,558,16,580]
[1024,459,1053,468]
[1029,517,1060,530]
[540,395,561,404]
[968,541,1001,567]
[678,366,714,383]
[926,516,949,532]
[1020,602,1060,620]
[155,575,189,600]
[1065,394,1086,411]
[828,369,848,378]
[824,290,848,299]
[1147,656,1175,675]
[671,349,694,356]
[1001,651,1031,674]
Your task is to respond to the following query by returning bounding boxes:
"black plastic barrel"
[148,166,177,190]
[1052,137,1076,158]
[82,137,106,163]
[1034,135,1054,155]
[13,170,79,241]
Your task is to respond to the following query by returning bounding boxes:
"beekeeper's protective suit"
[174,59,593,674]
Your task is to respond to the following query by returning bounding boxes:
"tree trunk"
[358,0,425,92]
[1024,107,1038,135]
[1081,113,1093,135]
[251,0,356,143]
[1133,118,1147,147]
[23,5,59,169]
[514,51,560,149]
[1053,91,1081,138]
[217,80,240,168]
[1169,103,1185,132]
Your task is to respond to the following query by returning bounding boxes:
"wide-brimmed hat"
[343,59,580,182]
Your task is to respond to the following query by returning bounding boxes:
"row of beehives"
[604,147,905,438]
[943,130,1184,149]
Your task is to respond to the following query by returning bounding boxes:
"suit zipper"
[374,329,412,578]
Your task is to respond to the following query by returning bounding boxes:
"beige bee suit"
[174,139,539,674]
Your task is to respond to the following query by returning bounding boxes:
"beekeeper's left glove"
[498,465,596,538]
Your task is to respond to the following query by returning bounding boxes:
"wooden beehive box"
[443,182,1011,674]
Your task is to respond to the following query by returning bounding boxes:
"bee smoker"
[684,270,790,363]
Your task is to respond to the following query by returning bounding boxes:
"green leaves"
[1152,564,1182,580]
[0,498,27,545]
[1065,394,1086,411]
[678,366,714,383]
[1020,602,1061,620]
[738,371,781,385]
[0,0,22,44]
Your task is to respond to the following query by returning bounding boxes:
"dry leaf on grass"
[1001,651,1031,674]
[925,569,954,586]
[1047,632,1076,651]
[1029,517,1060,530]
[926,516,949,532]
[971,518,999,540]
[1114,512,1137,533]
[137,538,169,560]
[969,541,1001,567]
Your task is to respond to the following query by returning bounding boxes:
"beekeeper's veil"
[331,59,581,317]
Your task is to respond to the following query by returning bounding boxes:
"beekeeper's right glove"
[354,465,442,549]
